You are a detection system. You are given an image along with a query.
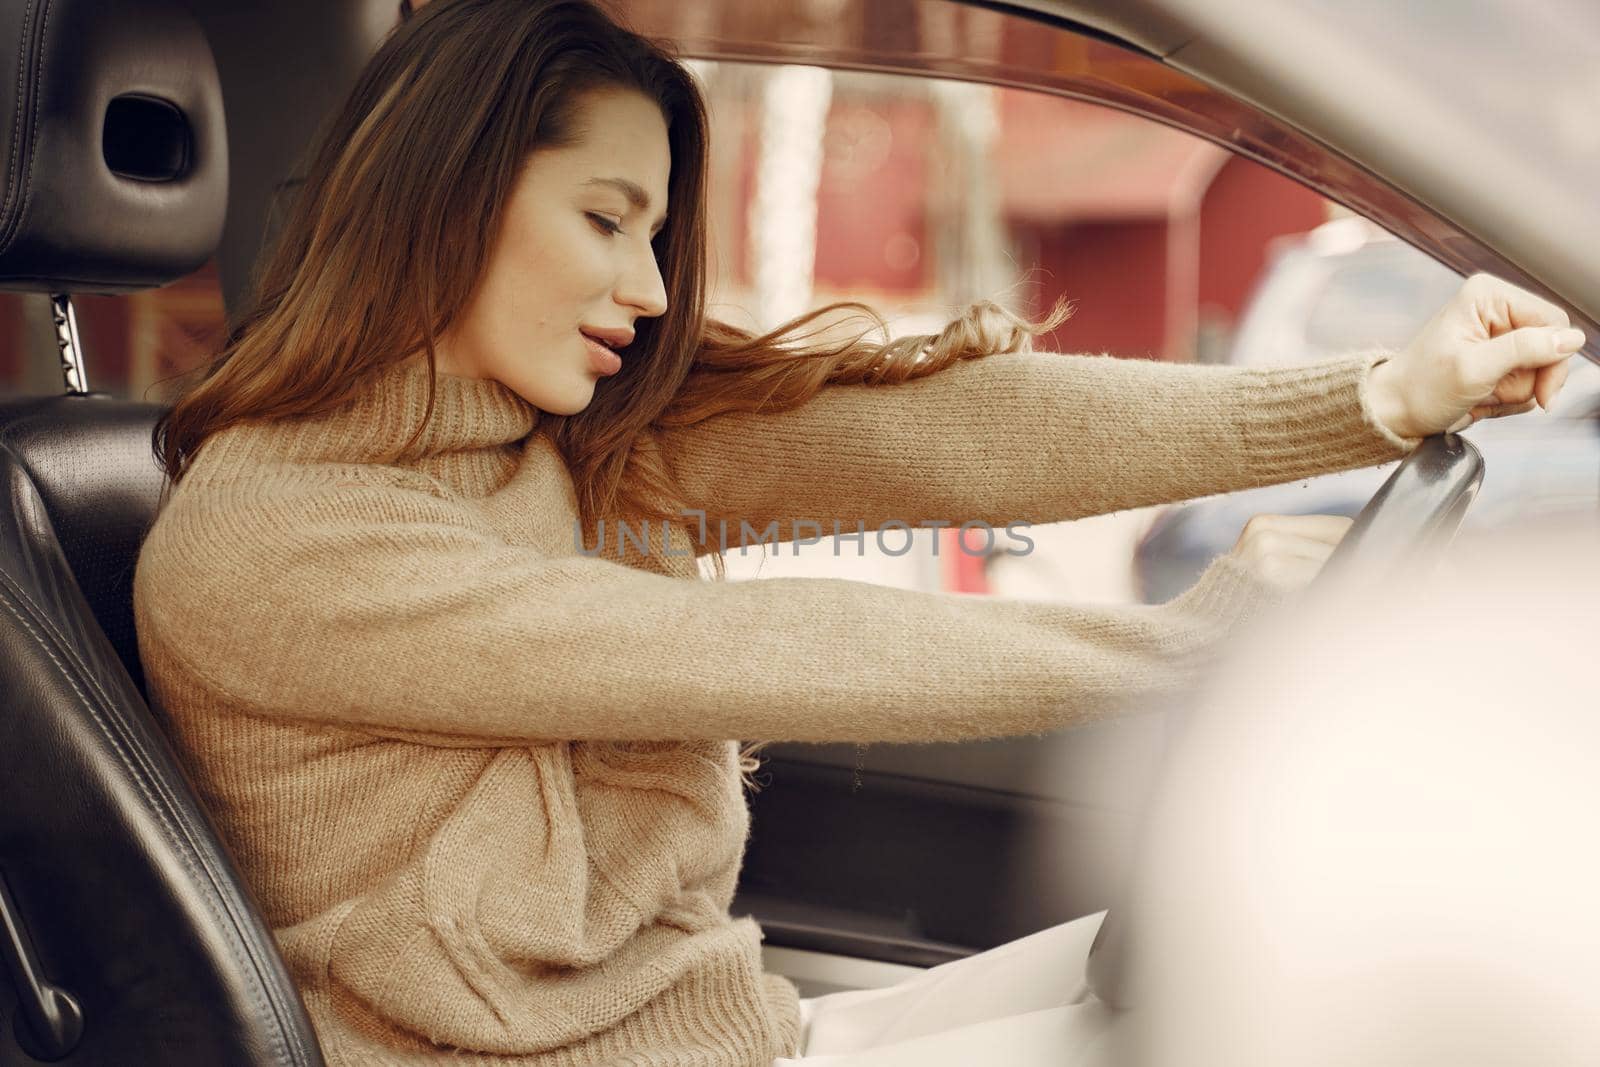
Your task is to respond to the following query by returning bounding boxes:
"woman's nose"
[618,246,668,319]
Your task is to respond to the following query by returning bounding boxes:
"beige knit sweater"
[132,347,1415,1065]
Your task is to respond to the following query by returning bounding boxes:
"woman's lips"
[583,332,623,376]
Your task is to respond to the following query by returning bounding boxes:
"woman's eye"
[586,212,622,236]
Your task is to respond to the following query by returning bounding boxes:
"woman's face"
[435,87,671,414]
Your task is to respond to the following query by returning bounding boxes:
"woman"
[132,1,1581,1064]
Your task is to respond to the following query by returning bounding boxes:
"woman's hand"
[1368,272,1586,438]
[1229,514,1353,595]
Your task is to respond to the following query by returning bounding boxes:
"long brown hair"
[153,0,1072,781]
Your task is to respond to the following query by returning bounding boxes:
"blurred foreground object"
[1112,513,1600,1066]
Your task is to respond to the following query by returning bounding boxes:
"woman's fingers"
[1535,355,1572,410]
[1467,271,1571,332]
[1462,322,1580,421]
[1228,514,1358,593]
[1244,546,1333,594]
[1469,398,1538,420]
[1477,325,1584,386]
[1260,554,1326,592]
[1387,273,1584,436]
[1235,513,1353,548]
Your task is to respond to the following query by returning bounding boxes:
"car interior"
[0,0,1594,1064]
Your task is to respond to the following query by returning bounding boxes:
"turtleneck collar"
[337,352,540,460]
[205,353,540,465]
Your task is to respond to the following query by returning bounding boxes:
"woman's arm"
[654,348,1417,554]
[134,470,1284,748]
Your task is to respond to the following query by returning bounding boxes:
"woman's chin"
[517,378,598,416]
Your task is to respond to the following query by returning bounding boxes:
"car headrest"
[0,0,226,293]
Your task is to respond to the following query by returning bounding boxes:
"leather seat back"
[0,436,322,1064]
[0,0,324,1061]
[0,395,168,698]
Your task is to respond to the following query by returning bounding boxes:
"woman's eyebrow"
[583,176,668,233]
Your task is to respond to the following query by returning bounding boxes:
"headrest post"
[50,295,90,396]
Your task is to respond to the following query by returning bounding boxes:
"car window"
[692,59,1378,608]
[1301,243,1463,358]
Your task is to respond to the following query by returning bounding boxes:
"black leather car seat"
[0,0,323,1062]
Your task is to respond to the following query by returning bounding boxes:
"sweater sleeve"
[653,348,1419,554]
[134,470,1290,747]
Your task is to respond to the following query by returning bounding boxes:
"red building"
[720,79,1331,367]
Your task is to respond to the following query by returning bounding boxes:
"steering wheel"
[1315,432,1486,582]
[1083,432,1486,1011]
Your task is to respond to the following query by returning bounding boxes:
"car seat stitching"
[0,569,307,1064]
[0,567,311,1065]
[8,0,52,258]
[0,0,36,245]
